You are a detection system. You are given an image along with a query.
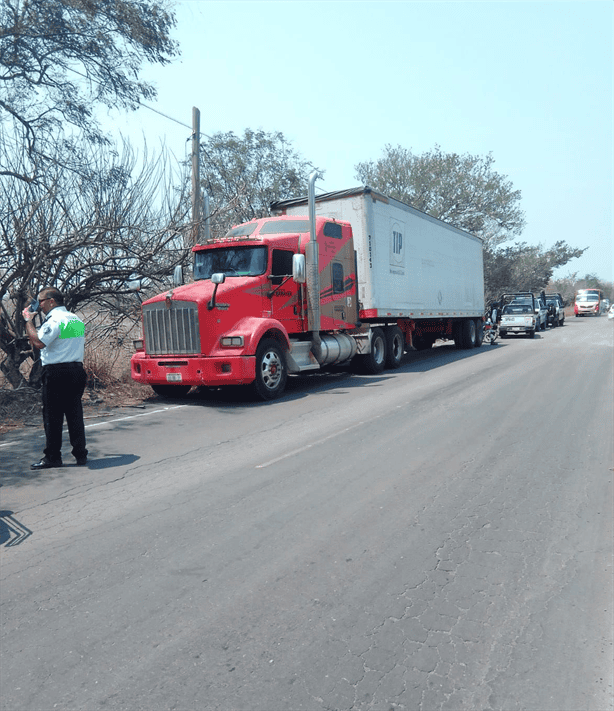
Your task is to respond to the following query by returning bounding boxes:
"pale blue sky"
[107,0,613,281]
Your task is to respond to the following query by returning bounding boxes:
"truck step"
[287,341,320,373]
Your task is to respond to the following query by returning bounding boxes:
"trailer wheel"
[151,384,192,398]
[461,318,477,349]
[356,327,386,374]
[385,326,405,369]
[253,338,287,400]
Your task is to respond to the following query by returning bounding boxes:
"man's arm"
[23,313,47,350]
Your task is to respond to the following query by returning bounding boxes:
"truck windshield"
[194,246,268,280]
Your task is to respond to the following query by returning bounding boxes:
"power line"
[136,102,191,132]
[61,65,195,135]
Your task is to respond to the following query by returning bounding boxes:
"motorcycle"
[483,318,499,345]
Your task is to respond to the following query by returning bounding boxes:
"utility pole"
[190,106,201,248]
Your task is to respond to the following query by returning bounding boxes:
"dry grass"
[0,328,153,435]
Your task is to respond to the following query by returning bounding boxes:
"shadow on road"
[86,454,140,470]
[0,510,33,546]
[143,341,509,412]
[0,454,140,485]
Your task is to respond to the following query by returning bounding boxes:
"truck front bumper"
[131,353,256,387]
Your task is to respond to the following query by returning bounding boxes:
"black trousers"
[41,363,88,462]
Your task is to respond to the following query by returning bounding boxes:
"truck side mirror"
[292,254,306,284]
[173,265,183,287]
[208,273,226,310]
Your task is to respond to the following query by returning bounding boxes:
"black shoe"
[75,458,88,466]
[31,458,63,470]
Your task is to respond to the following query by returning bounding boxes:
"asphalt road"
[1,315,612,711]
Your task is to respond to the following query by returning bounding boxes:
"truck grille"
[143,301,200,355]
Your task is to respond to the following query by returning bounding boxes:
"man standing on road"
[23,288,88,470]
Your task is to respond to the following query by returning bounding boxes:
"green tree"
[0,0,178,182]
[199,129,319,238]
[355,144,526,247]
[547,273,614,305]
[576,273,606,290]
[484,241,587,303]
[355,144,587,300]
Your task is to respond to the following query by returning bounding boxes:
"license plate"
[511,327,521,331]
[166,373,182,382]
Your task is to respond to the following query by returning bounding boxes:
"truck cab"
[131,215,359,399]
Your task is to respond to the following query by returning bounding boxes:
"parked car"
[575,292,601,317]
[510,294,547,331]
[545,293,565,327]
[499,303,537,338]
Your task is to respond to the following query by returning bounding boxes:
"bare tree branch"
[0,137,190,388]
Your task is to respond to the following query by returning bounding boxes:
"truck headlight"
[221,336,244,347]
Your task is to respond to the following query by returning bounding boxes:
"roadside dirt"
[0,379,154,436]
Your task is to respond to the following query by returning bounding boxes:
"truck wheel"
[461,318,477,348]
[356,327,386,374]
[253,338,287,400]
[385,326,405,369]
[151,383,191,398]
[474,319,484,347]
[528,329,535,338]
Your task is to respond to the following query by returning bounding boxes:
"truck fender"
[229,317,291,356]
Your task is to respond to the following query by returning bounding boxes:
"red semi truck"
[131,174,485,400]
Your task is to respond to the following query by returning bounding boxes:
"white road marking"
[255,413,386,469]
[83,405,187,429]
[0,406,187,448]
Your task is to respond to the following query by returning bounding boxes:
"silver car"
[499,304,537,338]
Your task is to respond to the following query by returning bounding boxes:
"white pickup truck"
[499,303,537,338]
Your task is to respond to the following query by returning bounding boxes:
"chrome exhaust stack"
[306,171,322,355]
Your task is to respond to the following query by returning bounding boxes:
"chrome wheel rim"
[261,350,282,390]
[373,336,385,365]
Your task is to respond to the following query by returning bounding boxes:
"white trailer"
[273,186,485,352]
